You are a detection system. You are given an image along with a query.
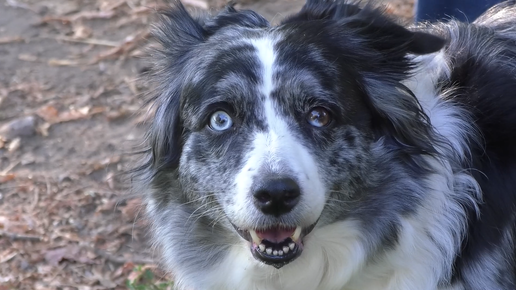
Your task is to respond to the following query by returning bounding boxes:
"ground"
[0,0,413,289]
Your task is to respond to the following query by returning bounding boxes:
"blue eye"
[209,111,233,131]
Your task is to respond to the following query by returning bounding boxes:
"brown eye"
[307,107,331,127]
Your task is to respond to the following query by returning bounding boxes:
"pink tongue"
[256,227,296,243]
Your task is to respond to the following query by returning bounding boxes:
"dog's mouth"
[233,223,317,269]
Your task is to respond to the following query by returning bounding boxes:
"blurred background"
[0,0,413,289]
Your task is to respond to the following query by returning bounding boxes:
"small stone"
[0,116,36,141]
[7,137,21,152]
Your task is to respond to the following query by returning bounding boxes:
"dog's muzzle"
[231,177,318,268]
[233,223,317,268]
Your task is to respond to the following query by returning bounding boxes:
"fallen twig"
[42,35,119,47]
[48,58,82,66]
[0,230,42,242]
[90,30,150,64]
[1,161,20,176]
[41,10,116,24]
[0,36,24,44]
[29,187,39,212]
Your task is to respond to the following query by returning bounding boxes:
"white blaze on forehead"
[249,36,287,170]
[251,37,293,173]
[247,36,286,171]
[249,36,276,98]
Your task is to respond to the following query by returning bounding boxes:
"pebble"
[0,116,36,141]
[7,137,21,152]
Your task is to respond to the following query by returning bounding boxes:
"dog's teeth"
[273,250,278,256]
[289,243,295,250]
[283,246,289,253]
[259,244,266,252]
[249,230,262,244]
[291,226,302,242]
[266,248,272,255]
[278,250,283,255]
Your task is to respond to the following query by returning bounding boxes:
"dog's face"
[141,0,445,274]
[178,27,376,267]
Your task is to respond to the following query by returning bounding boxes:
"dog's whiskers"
[186,200,221,224]
[181,193,218,206]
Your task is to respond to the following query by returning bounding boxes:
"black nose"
[252,177,301,216]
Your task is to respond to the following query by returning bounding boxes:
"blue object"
[415,0,503,22]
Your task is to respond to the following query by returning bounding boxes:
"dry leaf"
[0,174,15,183]
[44,245,95,266]
[58,106,105,122]
[72,25,93,39]
[44,246,73,266]
[18,54,38,62]
[37,122,51,137]
[96,198,116,213]
[105,171,116,189]
[37,105,105,124]
[36,105,59,123]
[0,249,17,263]
[111,261,135,279]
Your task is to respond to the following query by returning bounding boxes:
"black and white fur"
[135,1,516,289]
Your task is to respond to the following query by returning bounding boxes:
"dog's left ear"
[405,31,447,55]
[343,14,446,55]
[283,0,446,55]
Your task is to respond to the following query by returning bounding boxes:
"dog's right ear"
[153,2,207,62]
[146,2,208,172]
[154,2,269,54]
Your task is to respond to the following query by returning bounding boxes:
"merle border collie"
[134,0,516,289]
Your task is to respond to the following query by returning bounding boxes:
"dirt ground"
[0,0,414,289]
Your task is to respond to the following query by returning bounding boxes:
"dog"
[134,0,516,289]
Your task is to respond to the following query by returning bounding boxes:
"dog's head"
[140,0,445,271]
